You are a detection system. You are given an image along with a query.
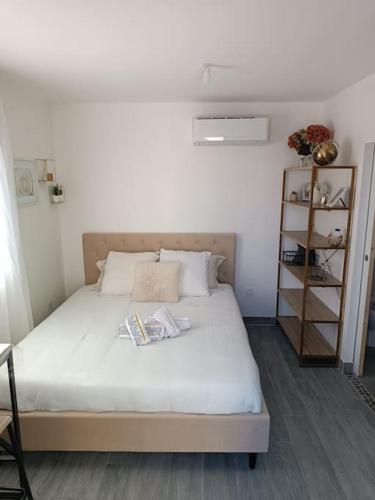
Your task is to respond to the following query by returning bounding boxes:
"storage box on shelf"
[276,165,356,366]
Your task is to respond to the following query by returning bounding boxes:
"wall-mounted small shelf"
[36,159,56,182]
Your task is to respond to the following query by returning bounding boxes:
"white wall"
[4,103,65,325]
[51,101,323,316]
[324,72,375,363]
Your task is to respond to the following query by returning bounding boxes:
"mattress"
[0,285,262,414]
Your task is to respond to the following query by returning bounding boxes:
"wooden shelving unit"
[276,165,356,366]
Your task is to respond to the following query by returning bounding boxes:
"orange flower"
[306,125,331,145]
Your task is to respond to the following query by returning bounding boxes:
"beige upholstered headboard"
[82,233,236,286]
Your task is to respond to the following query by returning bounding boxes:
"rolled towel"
[174,317,190,331]
[118,323,128,338]
[153,306,181,338]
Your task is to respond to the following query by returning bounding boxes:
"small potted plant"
[50,184,64,203]
[52,184,60,203]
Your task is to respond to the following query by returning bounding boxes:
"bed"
[0,233,269,466]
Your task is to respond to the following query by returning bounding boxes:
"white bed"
[0,233,269,460]
[0,285,262,415]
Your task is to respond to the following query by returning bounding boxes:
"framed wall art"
[14,160,38,206]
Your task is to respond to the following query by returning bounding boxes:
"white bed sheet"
[0,285,262,414]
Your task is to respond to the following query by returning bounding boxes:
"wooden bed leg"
[248,453,257,469]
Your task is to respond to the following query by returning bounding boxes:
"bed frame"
[13,233,270,467]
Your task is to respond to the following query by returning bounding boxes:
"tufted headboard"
[82,233,236,286]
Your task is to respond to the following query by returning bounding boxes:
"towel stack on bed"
[118,307,191,345]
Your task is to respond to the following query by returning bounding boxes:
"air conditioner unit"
[193,116,269,145]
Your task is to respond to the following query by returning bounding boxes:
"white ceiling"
[1,0,375,103]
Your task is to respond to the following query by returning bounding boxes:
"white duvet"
[0,285,262,414]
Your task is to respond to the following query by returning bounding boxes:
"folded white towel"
[144,317,190,332]
[125,313,151,346]
[153,306,180,338]
[118,310,190,341]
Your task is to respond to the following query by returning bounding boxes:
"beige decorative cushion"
[208,255,226,288]
[132,262,181,302]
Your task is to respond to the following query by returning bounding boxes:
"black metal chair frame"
[0,352,32,500]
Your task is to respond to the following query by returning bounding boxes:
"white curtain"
[0,100,33,344]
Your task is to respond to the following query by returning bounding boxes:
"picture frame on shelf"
[302,183,311,201]
[327,187,351,208]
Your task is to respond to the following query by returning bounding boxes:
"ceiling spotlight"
[202,64,212,85]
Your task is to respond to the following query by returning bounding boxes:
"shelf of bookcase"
[281,230,345,250]
[282,200,349,211]
[279,261,342,287]
[277,316,336,359]
[278,288,339,323]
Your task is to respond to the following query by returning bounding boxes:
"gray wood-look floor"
[1,325,375,499]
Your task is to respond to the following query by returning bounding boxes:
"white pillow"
[160,249,211,296]
[90,259,107,291]
[208,255,226,288]
[100,251,158,296]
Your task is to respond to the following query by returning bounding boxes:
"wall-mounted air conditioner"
[193,116,269,145]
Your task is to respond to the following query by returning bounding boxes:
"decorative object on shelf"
[14,159,38,206]
[299,155,312,169]
[327,186,350,208]
[35,159,56,182]
[328,228,344,247]
[309,264,328,281]
[49,184,64,203]
[319,183,330,206]
[301,182,330,205]
[312,140,340,166]
[305,125,331,146]
[290,191,298,202]
[312,184,321,204]
[302,182,311,201]
[288,124,331,168]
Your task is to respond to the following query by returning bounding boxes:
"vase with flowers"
[288,124,331,168]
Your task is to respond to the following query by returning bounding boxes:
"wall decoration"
[14,160,38,206]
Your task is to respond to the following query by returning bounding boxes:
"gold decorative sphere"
[312,141,339,166]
